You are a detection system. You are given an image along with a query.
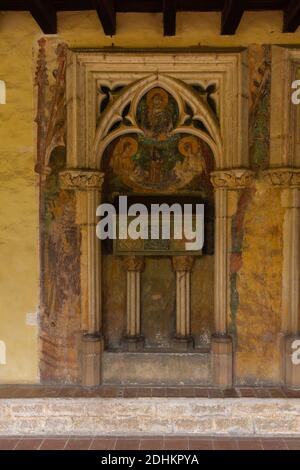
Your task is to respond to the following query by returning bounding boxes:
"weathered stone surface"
[1,398,300,436]
[103,352,211,385]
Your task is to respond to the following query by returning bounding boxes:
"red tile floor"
[0,436,299,450]
[0,384,299,398]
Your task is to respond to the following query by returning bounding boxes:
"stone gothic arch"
[92,73,222,169]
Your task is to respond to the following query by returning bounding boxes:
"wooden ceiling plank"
[93,0,116,36]
[163,0,176,36]
[221,0,245,35]
[29,0,57,34]
[283,0,300,33]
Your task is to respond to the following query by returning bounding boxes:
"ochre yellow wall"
[0,10,300,383]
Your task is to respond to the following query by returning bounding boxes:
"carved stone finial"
[210,169,255,189]
[59,170,104,190]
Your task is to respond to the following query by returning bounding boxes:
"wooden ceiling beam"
[29,0,57,34]
[163,0,176,36]
[221,0,245,35]
[283,0,300,33]
[93,0,116,36]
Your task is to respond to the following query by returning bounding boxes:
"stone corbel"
[60,169,104,386]
[124,256,145,352]
[264,168,300,388]
[172,256,195,351]
[210,169,255,388]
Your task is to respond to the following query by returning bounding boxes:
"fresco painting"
[103,87,214,195]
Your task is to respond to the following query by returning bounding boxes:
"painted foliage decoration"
[248,45,271,170]
[102,87,215,195]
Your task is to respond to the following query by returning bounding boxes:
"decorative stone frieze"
[59,169,104,190]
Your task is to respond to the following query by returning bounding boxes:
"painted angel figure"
[111,136,138,175]
[175,136,206,181]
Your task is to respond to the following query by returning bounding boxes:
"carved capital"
[124,256,145,272]
[172,256,194,272]
[59,169,104,191]
[210,169,255,189]
[264,168,300,188]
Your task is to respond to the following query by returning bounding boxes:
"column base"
[125,335,145,352]
[81,334,103,387]
[284,335,300,389]
[173,335,194,352]
[211,335,233,389]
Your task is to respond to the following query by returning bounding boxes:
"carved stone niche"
[65,49,250,387]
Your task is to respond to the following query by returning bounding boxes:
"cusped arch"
[91,73,222,169]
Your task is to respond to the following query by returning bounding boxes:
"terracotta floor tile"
[0,438,20,450]
[164,438,189,450]
[261,439,288,450]
[283,389,300,398]
[269,388,286,398]
[15,438,44,450]
[284,439,300,450]
[255,388,271,398]
[188,438,213,450]
[136,388,152,397]
[223,389,240,398]
[212,439,238,450]
[238,388,257,398]
[194,389,209,398]
[237,439,263,450]
[208,389,224,398]
[99,387,122,398]
[123,388,138,398]
[90,438,117,450]
[165,388,181,397]
[40,438,68,450]
[65,438,93,450]
[140,439,164,450]
[151,388,167,397]
[179,388,196,397]
[115,439,140,450]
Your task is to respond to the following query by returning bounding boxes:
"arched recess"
[92,73,222,169]
[61,50,253,387]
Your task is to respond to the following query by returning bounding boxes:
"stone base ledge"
[1,398,300,436]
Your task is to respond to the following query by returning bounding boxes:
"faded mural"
[102,87,214,196]
[35,40,283,385]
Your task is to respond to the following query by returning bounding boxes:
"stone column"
[210,169,254,388]
[172,256,194,351]
[264,168,300,388]
[124,256,145,351]
[60,169,104,386]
